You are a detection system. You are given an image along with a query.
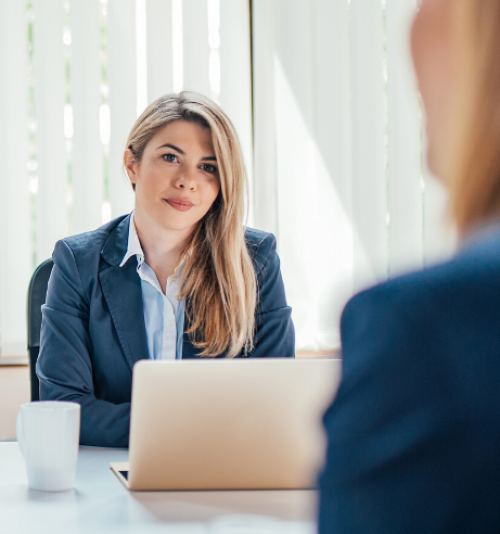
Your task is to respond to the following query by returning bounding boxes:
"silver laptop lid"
[127,358,341,490]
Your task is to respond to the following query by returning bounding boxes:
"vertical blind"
[0,0,453,360]
[252,0,455,351]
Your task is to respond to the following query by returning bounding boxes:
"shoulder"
[59,215,128,256]
[343,235,500,355]
[50,215,130,293]
[244,227,277,274]
[349,231,500,310]
[53,215,128,265]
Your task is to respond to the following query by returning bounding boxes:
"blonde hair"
[445,0,500,234]
[126,91,256,357]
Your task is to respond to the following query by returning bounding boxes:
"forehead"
[148,120,214,153]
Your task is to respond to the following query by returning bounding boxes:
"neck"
[133,207,193,287]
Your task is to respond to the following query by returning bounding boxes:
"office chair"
[27,259,54,401]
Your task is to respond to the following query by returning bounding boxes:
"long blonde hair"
[445,0,500,235]
[126,92,256,357]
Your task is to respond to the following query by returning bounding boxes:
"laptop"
[110,358,341,491]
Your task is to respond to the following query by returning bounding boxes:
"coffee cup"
[16,401,80,492]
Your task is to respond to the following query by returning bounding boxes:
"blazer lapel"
[99,215,149,370]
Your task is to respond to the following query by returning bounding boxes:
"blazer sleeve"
[37,239,130,448]
[250,233,295,357]
[318,287,459,534]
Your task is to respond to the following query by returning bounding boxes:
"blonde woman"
[37,92,294,448]
[319,0,500,532]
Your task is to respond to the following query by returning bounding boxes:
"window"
[0,0,453,360]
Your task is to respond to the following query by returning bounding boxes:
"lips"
[165,198,194,212]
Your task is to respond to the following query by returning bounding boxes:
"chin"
[159,216,197,232]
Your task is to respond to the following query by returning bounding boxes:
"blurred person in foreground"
[319,0,500,532]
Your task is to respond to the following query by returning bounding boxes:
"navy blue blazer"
[319,225,500,534]
[37,214,294,448]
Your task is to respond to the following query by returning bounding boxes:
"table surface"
[0,443,318,534]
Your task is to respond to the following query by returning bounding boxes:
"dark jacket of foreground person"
[319,225,500,534]
[37,214,294,448]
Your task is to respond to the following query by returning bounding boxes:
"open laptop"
[110,358,341,491]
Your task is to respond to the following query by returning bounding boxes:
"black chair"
[27,259,54,401]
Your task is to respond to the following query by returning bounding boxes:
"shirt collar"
[119,211,144,268]
[119,211,191,280]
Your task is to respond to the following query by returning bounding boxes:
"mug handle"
[16,410,25,457]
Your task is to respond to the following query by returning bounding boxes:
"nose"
[175,166,197,191]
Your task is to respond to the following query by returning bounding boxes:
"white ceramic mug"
[16,401,80,492]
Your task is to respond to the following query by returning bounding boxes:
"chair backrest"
[27,259,54,401]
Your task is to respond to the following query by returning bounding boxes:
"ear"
[124,149,139,190]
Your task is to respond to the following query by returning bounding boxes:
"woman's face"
[126,120,221,233]
[411,0,456,179]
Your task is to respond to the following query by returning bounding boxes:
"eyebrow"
[156,143,217,162]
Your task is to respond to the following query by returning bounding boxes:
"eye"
[201,163,217,173]
[162,153,178,163]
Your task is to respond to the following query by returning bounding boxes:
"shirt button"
[167,321,173,328]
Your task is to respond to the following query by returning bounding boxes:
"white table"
[0,443,317,534]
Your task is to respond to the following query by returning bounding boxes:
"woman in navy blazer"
[37,92,294,448]
[319,1,500,533]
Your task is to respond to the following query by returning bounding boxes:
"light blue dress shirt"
[119,214,184,360]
